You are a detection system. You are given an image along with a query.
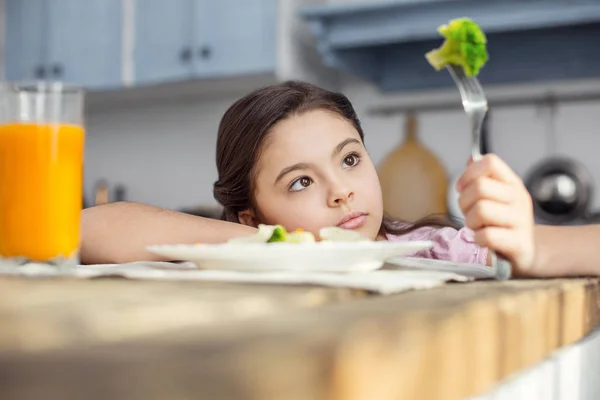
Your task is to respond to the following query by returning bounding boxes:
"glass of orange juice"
[0,82,85,268]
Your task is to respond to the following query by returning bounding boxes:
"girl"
[81,81,600,277]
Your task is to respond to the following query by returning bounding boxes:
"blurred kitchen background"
[3,0,600,225]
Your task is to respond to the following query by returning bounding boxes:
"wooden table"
[1,276,599,400]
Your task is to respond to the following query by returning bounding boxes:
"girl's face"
[241,109,384,240]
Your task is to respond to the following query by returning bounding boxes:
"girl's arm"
[80,202,256,264]
[527,224,600,277]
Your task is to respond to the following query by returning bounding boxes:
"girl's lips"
[337,212,368,229]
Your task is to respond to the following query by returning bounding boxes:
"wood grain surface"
[0,277,598,400]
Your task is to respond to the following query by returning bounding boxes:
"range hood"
[301,0,600,92]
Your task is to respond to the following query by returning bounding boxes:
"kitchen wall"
[85,74,600,213]
[86,94,238,210]
[340,76,600,205]
[3,0,599,214]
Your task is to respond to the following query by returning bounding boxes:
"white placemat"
[0,261,475,295]
[389,257,496,279]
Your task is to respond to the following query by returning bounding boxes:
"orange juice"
[0,123,85,261]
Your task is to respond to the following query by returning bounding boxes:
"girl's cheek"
[282,203,329,235]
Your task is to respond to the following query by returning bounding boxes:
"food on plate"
[286,228,318,243]
[266,225,288,242]
[266,226,316,243]
[425,17,488,77]
[227,224,281,243]
[226,224,367,244]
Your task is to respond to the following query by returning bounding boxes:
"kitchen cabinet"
[3,0,332,97]
[5,0,46,81]
[5,0,123,89]
[46,0,123,88]
[301,0,600,92]
[193,0,276,78]
[134,0,277,85]
[133,0,195,84]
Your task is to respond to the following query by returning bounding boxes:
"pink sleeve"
[387,226,488,265]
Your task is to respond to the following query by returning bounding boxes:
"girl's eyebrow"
[274,163,311,185]
[332,138,361,158]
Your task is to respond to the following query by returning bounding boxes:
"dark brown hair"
[213,81,460,236]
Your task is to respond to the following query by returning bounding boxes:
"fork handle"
[471,119,484,162]
[491,251,512,280]
[469,106,487,162]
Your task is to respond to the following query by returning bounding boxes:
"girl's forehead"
[254,110,363,180]
[267,109,360,148]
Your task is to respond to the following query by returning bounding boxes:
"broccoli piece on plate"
[267,225,287,243]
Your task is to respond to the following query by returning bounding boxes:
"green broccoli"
[267,225,287,243]
[425,17,489,77]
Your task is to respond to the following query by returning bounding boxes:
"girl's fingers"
[458,176,513,213]
[457,154,521,192]
[463,200,514,231]
[456,154,536,272]
[472,226,518,259]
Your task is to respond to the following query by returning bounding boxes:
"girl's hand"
[456,154,535,272]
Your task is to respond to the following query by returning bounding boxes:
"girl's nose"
[328,184,354,207]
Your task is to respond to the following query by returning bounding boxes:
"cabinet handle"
[52,64,63,78]
[179,47,192,63]
[34,66,46,79]
[198,46,212,60]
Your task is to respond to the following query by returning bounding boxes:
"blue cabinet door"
[134,0,195,85]
[46,0,123,89]
[193,0,277,78]
[5,0,46,81]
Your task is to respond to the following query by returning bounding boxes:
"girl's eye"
[289,176,313,192]
[342,153,360,169]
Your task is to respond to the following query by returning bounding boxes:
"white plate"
[147,241,433,273]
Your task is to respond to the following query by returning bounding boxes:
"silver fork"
[446,65,512,280]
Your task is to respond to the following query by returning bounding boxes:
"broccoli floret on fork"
[425,17,489,77]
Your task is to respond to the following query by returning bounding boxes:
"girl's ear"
[238,209,258,227]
